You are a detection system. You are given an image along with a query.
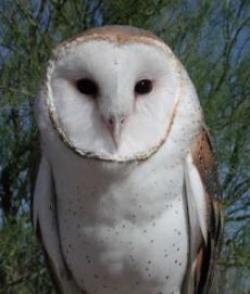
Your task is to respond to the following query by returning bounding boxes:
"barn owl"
[33,26,223,294]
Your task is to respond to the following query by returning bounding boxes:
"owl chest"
[53,154,188,294]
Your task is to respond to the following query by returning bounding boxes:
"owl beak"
[105,115,126,148]
[112,123,122,148]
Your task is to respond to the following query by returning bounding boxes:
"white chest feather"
[51,143,188,294]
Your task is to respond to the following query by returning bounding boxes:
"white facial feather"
[36,33,200,161]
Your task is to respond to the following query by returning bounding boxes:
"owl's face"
[43,27,188,161]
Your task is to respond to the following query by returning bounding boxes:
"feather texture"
[33,25,223,294]
[183,128,223,293]
[33,157,84,293]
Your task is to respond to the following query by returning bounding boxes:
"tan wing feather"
[183,128,223,294]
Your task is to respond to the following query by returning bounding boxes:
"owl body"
[33,26,223,294]
[47,128,190,294]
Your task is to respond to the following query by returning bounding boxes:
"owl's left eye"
[135,79,153,95]
[76,78,98,97]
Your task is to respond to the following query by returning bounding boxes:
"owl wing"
[33,156,85,294]
[182,128,223,294]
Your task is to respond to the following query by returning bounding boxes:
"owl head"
[36,26,202,162]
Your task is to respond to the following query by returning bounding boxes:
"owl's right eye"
[76,78,98,97]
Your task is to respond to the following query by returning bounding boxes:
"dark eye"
[134,79,153,95]
[76,78,98,96]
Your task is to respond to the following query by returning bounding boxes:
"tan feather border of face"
[44,30,182,163]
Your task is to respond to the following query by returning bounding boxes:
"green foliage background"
[0,0,249,293]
